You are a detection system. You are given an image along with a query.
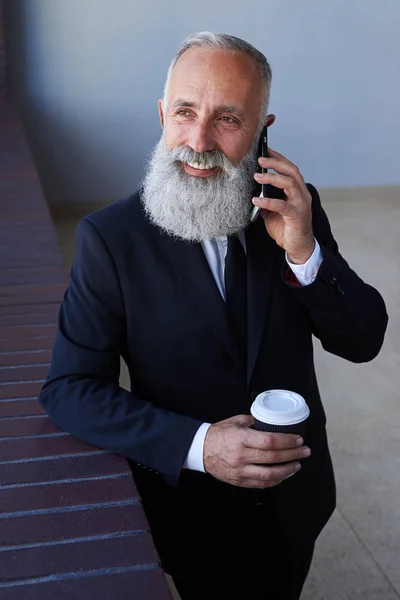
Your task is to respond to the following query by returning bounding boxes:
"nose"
[187,120,216,154]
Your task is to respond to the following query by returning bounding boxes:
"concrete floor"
[53,185,400,600]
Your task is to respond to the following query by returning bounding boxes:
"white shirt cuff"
[183,422,211,473]
[286,239,323,286]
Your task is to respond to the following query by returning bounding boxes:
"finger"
[243,445,311,465]
[267,147,298,167]
[243,430,304,451]
[241,472,297,489]
[252,196,290,215]
[258,156,303,184]
[254,171,300,194]
[243,461,302,486]
[261,147,301,179]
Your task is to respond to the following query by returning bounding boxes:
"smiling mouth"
[182,161,221,177]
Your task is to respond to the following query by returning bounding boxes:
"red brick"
[0,92,168,598]
[0,244,55,254]
[0,303,61,316]
[0,365,49,383]
[0,432,104,462]
[0,4,5,87]
[0,568,172,600]
[0,532,159,580]
[0,217,56,226]
[0,230,54,240]
[0,502,146,545]
[0,336,54,352]
[0,268,67,286]
[0,415,60,437]
[0,351,52,366]
[0,283,67,301]
[0,477,139,514]
[0,293,64,306]
[0,241,62,252]
[0,226,60,237]
[0,380,44,398]
[0,313,58,326]
[0,261,63,272]
[0,398,45,417]
[0,451,131,486]
[0,324,57,339]
[12,221,57,233]
[0,293,64,307]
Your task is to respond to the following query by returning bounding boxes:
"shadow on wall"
[3,0,162,205]
[14,100,160,205]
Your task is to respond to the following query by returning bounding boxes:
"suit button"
[329,277,344,295]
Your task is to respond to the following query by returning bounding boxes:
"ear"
[265,113,276,127]
[158,99,164,130]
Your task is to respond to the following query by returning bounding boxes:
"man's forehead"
[170,84,241,104]
[168,48,262,111]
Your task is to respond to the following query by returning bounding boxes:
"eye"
[176,109,193,117]
[220,116,240,125]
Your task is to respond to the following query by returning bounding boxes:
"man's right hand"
[203,414,311,489]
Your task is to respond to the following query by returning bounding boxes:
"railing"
[0,94,172,599]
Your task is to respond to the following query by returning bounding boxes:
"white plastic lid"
[250,389,310,426]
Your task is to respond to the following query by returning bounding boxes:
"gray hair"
[162,31,272,129]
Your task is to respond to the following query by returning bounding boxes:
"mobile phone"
[250,126,268,223]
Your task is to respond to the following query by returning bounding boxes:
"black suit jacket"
[40,185,387,565]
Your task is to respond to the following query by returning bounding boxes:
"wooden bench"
[0,94,172,599]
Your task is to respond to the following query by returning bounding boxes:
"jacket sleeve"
[39,218,202,487]
[284,184,388,363]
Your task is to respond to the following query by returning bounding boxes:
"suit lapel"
[145,180,281,382]
[152,229,245,375]
[245,216,276,385]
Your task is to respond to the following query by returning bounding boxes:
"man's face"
[159,47,267,176]
[142,47,275,241]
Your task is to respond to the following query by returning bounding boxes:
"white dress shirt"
[183,234,323,472]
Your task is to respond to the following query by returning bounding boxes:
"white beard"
[141,135,259,242]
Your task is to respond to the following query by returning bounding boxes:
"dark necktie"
[224,235,247,364]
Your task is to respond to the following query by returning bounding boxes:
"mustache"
[168,145,235,174]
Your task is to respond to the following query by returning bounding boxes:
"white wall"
[4,0,400,204]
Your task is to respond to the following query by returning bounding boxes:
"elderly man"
[40,32,387,599]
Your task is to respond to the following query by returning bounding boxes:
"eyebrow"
[215,104,244,118]
[172,99,244,118]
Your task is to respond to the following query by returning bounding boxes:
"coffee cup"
[250,389,310,437]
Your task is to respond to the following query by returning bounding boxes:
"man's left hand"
[253,148,315,264]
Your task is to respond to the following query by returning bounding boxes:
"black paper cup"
[250,390,310,505]
[250,389,310,437]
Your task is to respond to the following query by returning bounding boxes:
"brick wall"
[0,1,5,92]
[0,59,172,600]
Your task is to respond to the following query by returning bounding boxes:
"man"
[40,32,388,599]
